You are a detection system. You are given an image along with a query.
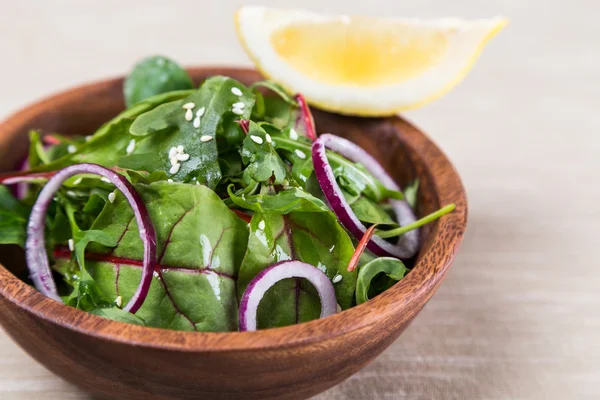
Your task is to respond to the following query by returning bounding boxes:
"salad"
[0,56,454,332]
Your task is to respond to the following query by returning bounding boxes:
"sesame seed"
[193,117,200,128]
[185,109,193,121]
[169,163,181,174]
[294,149,306,159]
[232,102,245,108]
[200,135,213,142]
[258,220,265,230]
[153,271,159,278]
[231,87,243,96]
[332,274,343,283]
[68,239,74,251]
[100,177,111,183]
[108,191,116,203]
[177,145,184,153]
[85,136,92,142]
[115,296,123,308]
[182,102,195,110]
[170,156,179,166]
[169,147,178,159]
[289,128,299,140]
[126,139,136,155]
[265,133,272,143]
[195,181,200,185]
[232,107,244,115]
[250,135,263,144]
[66,190,77,197]
[167,179,174,183]
[336,303,342,313]
[72,177,82,185]
[67,145,77,154]
[196,107,206,117]
[176,153,190,162]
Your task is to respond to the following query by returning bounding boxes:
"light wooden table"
[1,1,598,399]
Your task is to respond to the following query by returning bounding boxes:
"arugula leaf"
[124,55,194,107]
[238,206,356,329]
[356,257,408,305]
[0,186,29,246]
[122,76,255,188]
[63,182,249,332]
[240,122,288,184]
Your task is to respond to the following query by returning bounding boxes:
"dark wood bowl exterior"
[0,68,467,400]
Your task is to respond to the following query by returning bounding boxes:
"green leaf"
[121,76,255,188]
[67,182,249,332]
[228,186,329,214]
[238,206,356,329]
[124,56,194,107]
[404,179,419,210]
[345,192,397,227]
[0,186,29,246]
[89,306,146,326]
[240,122,288,184]
[28,130,50,167]
[26,90,193,173]
[356,257,408,305]
[250,81,298,105]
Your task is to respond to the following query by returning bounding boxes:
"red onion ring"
[239,261,337,331]
[25,163,156,313]
[312,134,419,259]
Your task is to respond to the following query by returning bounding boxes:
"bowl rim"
[0,66,468,352]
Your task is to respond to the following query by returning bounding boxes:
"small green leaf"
[124,56,194,107]
[228,185,329,214]
[356,257,408,305]
[404,179,420,210]
[89,306,147,326]
[240,122,288,184]
[0,186,29,247]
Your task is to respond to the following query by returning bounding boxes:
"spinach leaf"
[356,257,408,305]
[0,186,29,246]
[240,122,288,184]
[26,90,193,173]
[62,182,249,332]
[344,192,398,227]
[238,208,356,329]
[89,306,147,326]
[228,186,329,214]
[124,56,194,107]
[121,76,255,188]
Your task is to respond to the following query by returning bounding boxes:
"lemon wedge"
[235,6,507,116]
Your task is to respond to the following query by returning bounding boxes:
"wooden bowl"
[0,67,467,400]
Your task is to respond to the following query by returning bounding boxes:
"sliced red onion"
[13,157,30,200]
[312,134,419,259]
[25,163,156,313]
[239,261,337,331]
[294,93,316,141]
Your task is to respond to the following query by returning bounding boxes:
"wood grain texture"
[0,68,466,400]
[1,1,599,399]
